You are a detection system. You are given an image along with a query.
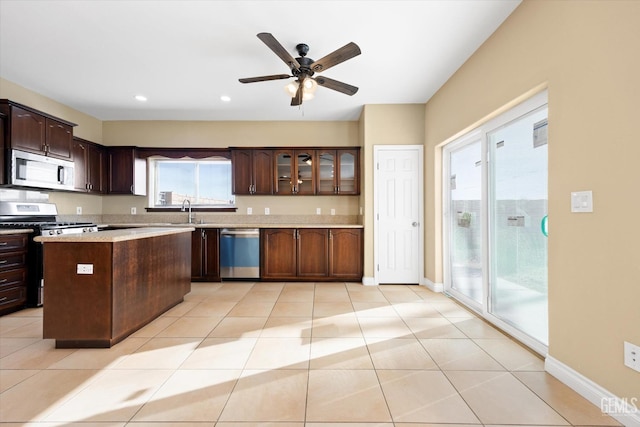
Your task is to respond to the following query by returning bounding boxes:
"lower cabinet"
[0,233,28,315]
[260,228,362,281]
[191,228,220,282]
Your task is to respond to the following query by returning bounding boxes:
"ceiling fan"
[239,33,361,106]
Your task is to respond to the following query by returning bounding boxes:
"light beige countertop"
[34,227,195,243]
[103,223,364,229]
[0,229,34,235]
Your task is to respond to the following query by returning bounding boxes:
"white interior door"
[374,146,423,284]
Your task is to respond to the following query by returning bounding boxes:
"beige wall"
[360,104,425,279]
[424,0,639,401]
[0,78,103,143]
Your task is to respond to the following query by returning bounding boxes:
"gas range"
[0,202,98,235]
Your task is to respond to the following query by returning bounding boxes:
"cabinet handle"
[0,297,7,302]
[0,242,7,246]
[0,260,7,264]
[329,230,333,240]
[0,278,7,284]
[201,229,206,239]
[130,185,134,193]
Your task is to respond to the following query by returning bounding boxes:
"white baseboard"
[422,278,444,292]
[362,276,376,286]
[545,355,640,426]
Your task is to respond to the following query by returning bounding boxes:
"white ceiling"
[0,0,520,122]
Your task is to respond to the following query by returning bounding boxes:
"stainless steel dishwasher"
[219,228,260,279]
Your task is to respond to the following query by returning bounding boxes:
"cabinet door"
[191,229,205,280]
[252,149,274,194]
[45,118,73,160]
[297,228,329,278]
[329,228,363,280]
[316,149,337,194]
[0,115,5,185]
[108,147,146,195]
[231,150,252,195]
[295,150,315,195]
[10,106,46,154]
[337,149,359,195]
[274,150,294,195]
[202,228,220,281]
[87,143,106,193]
[72,138,88,191]
[261,228,297,279]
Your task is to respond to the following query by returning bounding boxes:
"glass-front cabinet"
[316,149,359,195]
[275,149,315,195]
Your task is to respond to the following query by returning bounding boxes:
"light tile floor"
[0,282,622,426]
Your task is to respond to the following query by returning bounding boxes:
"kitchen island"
[34,227,194,348]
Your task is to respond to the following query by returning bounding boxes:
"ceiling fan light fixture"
[284,81,299,97]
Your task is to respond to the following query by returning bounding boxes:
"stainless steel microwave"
[10,149,75,191]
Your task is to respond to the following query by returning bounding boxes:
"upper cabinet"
[274,149,316,195]
[231,149,273,195]
[232,147,359,196]
[73,137,107,194]
[0,100,75,161]
[316,149,359,195]
[107,146,147,195]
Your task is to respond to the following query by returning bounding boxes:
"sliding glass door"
[444,91,548,352]
[488,107,548,345]
[446,136,483,307]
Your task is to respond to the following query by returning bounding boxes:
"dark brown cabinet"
[191,228,220,282]
[231,149,273,195]
[0,112,5,186]
[108,146,146,195]
[261,227,362,281]
[316,149,360,195]
[73,137,107,194]
[328,228,363,280]
[0,233,28,315]
[274,149,316,195]
[0,101,75,160]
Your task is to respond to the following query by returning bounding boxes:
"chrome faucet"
[181,199,193,224]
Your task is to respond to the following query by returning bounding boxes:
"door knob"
[412,221,419,227]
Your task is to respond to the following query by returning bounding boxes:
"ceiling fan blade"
[310,42,361,73]
[239,74,291,83]
[314,76,359,96]
[291,83,303,106]
[257,32,301,72]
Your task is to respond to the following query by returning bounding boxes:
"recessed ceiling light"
[134,95,147,102]
[220,95,231,102]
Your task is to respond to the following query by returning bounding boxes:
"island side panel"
[42,242,113,344]
[111,232,191,343]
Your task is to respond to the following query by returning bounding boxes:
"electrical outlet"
[247,207,253,215]
[624,341,640,372]
[330,208,336,216]
[359,206,363,215]
[76,206,82,215]
[316,207,321,215]
[264,207,270,215]
[77,264,93,275]
[130,207,137,215]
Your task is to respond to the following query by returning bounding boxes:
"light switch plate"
[76,206,82,215]
[330,208,336,216]
[316,208,321,215]
[571,191,593,213]
[264,207,270,215]
[130,207,137,215]
[247,207,252,215]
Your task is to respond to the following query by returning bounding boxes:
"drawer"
[0,286,27,309]
[0,234,28,253]
[0,252,27,271]
[0,268,27,289]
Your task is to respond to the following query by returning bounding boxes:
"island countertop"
[34,227,195,243]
